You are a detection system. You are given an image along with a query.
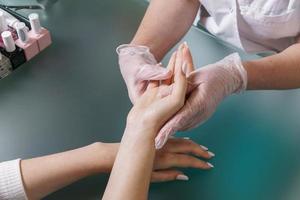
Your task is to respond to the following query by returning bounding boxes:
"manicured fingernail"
[176,174,189,181]
[183,137,190,140]
[207,162,214,168]
[208,151,215,157]
[183,41,188,48]
[200,145,208,151]
[182,62,188,75]
[179,43,185,50]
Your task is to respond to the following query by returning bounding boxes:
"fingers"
[155,126,176,149]
[182,42,195,74]
[163,138,215,159]
[168,44,188,108]
[163,153,214,170]
[147,80,159,90]
[151,170,189,183]
[162,51,177,85]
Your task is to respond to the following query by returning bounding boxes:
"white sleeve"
[0,159,28,200]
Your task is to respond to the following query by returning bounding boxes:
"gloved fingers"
[162,138,213,159]
[136,64,172,81]
[155,103,193,149]
[151,170,188,182]
[178,87,207,131]
[128,81,148,104]
[155,126,176,149]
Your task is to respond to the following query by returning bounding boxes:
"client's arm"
[103,48,188,200]
[1,139,213,199]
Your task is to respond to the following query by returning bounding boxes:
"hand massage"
[1,0,300,199]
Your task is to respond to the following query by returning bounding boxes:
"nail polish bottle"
[1,31,26,70]
[15,22,39,61]
[0,53,12,79]
[0,11,18,43]
[28,13,51,51]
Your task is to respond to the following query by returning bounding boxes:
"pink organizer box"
[15,22,39,61]
[28,13,52,51]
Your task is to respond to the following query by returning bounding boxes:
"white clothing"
[199,0,300,53]
[0,159,28,200]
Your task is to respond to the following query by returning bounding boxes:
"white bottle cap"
[1,31,16,52]
[29,13,42,35]
[16,22,29,43]
[0,11,8,32]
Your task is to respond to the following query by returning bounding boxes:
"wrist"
[123,124,157,143]
[85,143,118,174]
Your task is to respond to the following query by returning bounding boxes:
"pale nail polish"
[183,41,188,48]
[181,62,188,75]
[179,43,184,50]
[207,162,214,168]
[176,174,189,181]
[200,145,208,151]
[208,151,215,157]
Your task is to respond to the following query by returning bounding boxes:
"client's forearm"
[102,128,155,200]
[131,0,200,61]
[244,43,300,90]
[21,143,114,200]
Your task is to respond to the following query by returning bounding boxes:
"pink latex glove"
[117,44,172,104]
[155,53,248,149]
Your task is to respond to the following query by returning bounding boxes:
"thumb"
[136,64,172,81]
[155,120,178,149]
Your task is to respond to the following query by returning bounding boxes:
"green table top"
[0,1,300,200]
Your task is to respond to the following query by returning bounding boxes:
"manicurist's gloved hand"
[117,44,172,104]
[155,50,247,149]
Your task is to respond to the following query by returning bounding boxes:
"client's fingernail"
[200,145,208,151]
[183,41,188,48]
[207,162,214,168]
[176,174,189,181]
[183,137,190,140]
[208,151,215,157]
[182,62,188,75]
[179,43,185,50]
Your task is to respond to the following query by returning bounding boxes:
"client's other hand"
[100,138,214,182]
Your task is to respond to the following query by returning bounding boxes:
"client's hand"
[98,138,214,182]
[126,46,188,139]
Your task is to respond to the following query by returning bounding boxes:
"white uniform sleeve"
[0,159,28,200]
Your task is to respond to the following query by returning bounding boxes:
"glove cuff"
[224,53,248,94]
[116,44,158,65]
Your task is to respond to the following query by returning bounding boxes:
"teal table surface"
[0,1,300,200]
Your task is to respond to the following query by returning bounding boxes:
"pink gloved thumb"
[136,64,173,81]
[155,125,177,149]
